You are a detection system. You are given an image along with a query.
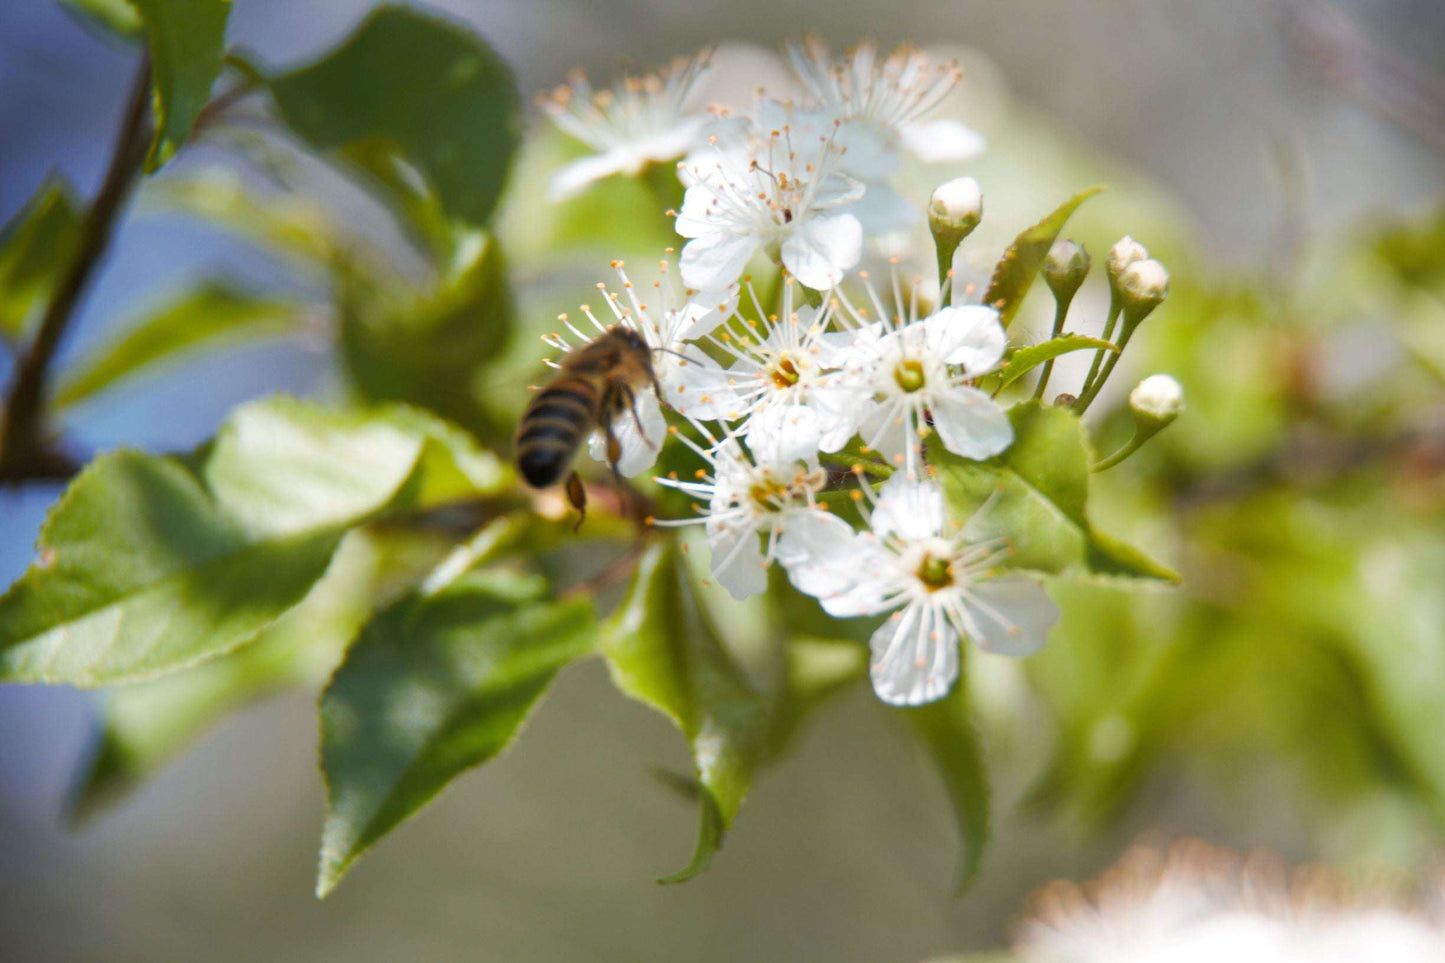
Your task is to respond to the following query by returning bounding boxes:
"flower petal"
[872,474,947,541]
[923,305,1006,373]
[930,386,1013,460]
[710,524,769,600]
[588,391,666,477]
[547,152,630,202]
[665,353,746,421]
[961,578,1059,657]
[898,120,986,163]
[869,604,961,706]
[780,213,862,289]
[776,512,863,603]
[680,229,760,290]
[746,404,823,466]
[843,182,919,235]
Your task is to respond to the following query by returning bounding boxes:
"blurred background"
[2,0,1444,960]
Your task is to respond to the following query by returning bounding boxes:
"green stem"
[1076,318,1141,413]
[1032,294,1075,400]
[824,451,894,478]
[1091,429,1148,472]
[1077,291,1121,403]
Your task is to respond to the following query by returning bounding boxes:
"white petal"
[923,305,1006,373]
[710,525,769,600]
[746,404,822,466]
[835,120,901,182]
[780,213,862,289]
[814,538,904,617]
[665,354,746,421]
[680,229,760,290]
[857,403,908,462]
[898,120,987,163]
[961,578,1059,657]
[843,182,919,235]
[808,170,868,210]
[872,475,947,541]
[775,512,863,602]
[588,392,666,477]
[547,153,630,203]
[668,289,738,342]
[869,605,960,706]
[804,384,866,452]
[930,386,1013,460]
[674,182,722,238]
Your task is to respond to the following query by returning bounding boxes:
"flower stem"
[1075,319,1140,413]
[1076,292,1120,405]
[0,54,152,483]
[1091,430,1148,472]
[1032,295,1075,400]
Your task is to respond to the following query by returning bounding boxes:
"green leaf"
[269,4,521,228]
[316,572,595,897]
[0,176,83,341]
[53,282,305,410]
[995,334,1117,392]
[933,401,1179,582]
[340,231,515,440]
[55,0,143,41]
[900,683,990,891]
[68,529,387,820]
[143,173,340,267]
[601,541,769,883]
[0,396,504,687]
[131,0,233,171]
[983,186,1103,329]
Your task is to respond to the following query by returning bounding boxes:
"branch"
[0,54,153,484]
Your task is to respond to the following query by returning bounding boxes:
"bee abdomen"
[515,379,598,488]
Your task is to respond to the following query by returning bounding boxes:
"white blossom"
[784,36,986,168]
[666,277,858,450]
[674,125,864,290]
[780,473,1058,706]
[654,406,850,599]
[539,51,713,202]
[1015,840,1445,963]
[831,271,1013,476]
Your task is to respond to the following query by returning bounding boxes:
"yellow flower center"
[769,354,802,389]
[893,359,926,393]
[917,553,954,590]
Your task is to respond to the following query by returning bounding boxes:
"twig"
[0,54,153,483]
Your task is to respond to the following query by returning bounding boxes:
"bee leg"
[620,384,656,451]
[603,421,633,518]
[565,472,587,532]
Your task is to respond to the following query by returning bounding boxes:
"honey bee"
[515,324,661,522]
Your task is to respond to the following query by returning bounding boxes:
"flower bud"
[928,177,982,281]
[1106,235,1149,282]
[1043,239,1090,305]
[929,177,983,232]
[1129,374,1183,432]
[1118,258,1170,322]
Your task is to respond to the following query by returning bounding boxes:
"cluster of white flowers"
[1014,840,1445,963]
[537,39,1064,707]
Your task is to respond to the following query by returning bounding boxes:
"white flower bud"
[1106,235,1150,281]
[1043,239,1089,304]
[929,177,983,229]
[1119,258,1170,320]
[1129,374,1183,430]
[928,177,983,283]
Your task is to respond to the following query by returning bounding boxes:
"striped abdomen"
[515,377,601,488]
